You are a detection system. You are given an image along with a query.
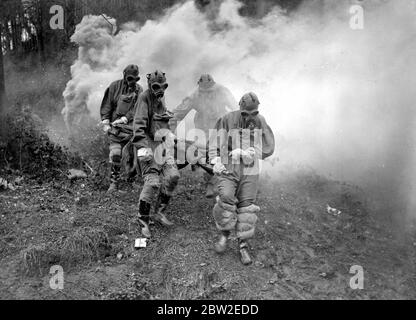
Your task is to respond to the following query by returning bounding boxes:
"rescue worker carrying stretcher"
[132,70,180,238]
[209,92,275,265]
[100,65,143,192]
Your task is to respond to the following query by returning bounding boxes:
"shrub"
[0,105,80,179]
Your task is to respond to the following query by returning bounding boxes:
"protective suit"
[170,74,238,198]
[209,92,275,265]
[132,70,180,238]
[100,64,143,192]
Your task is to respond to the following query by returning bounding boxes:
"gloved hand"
[137,148,153,162]
[101,119,111,133]
[229,147,256,164]
[163,132,176,159]
[229,148,243,162]
[242,147,256,164]
[211,157,227,175]
[112,116,128,126]
[164,132,176,147]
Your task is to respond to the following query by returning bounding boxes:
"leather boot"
[204,174,217,199]
[205,181,215,199]
[138,200,152,238]
[239,240,252,265]
[214,231,230,253]
[153,193,174,226]
[107,163,121,193]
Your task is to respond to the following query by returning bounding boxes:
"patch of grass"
[20,227,111,276]
[103,275,154,300]
[20,243,60,276]
[60,227,111,267]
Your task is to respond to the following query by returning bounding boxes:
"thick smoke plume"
[62,0,416,223]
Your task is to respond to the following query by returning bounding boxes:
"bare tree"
[0,23,5,114]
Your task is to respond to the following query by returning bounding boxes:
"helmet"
[239,92,260,112]
[123,64,140,81]
[197,74,216,91]
[147,70,168,99]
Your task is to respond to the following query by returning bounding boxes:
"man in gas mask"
[209,92,275,265]
[100,64,143,192]
[132,70,180,238]
[170,74,238,198]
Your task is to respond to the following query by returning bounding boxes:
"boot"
[138,200,152,238]
[107,163,121,193]
[214,231,230,253]
[205,181,215,199]
[239,240,252,265]
[153,193,174,227]
[204,174,217,199]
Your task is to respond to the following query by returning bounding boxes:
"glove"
[112,116,128,126]
[229,148,243,162]
[164,132,176,158]
[229,147,256,164]
[211,157,226,175]
[164,132,176,147]
[101,119,111,133]
[137,148,153,162]
[242,147,256,164]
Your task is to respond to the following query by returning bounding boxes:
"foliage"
[20,227,111,276]
[4,56,74,119]
[103,275,154,300]
[0,106,80,180]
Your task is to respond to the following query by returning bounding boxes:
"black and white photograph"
[0,0,415,305]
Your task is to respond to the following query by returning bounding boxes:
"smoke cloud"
[63,0,416,222]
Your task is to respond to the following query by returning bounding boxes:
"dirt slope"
[1,167,415,300]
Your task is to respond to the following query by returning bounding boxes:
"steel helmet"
[239,92,260,112]
[123,64,140,81]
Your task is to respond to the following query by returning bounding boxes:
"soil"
[1,166,416,300]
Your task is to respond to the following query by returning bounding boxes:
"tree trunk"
[36,0,46,65]
[0,31,6,114]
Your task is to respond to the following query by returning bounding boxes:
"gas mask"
[147,70,168,101]
[123,64,140,91]
[239,92,261,130]
[125,74,140,89]
[197,74,215,91]
[241,110,260,130]
[150,82,168,100]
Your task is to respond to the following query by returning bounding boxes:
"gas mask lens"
[241,110,259,117]
[126,76,139,82]
[151,83,162,91]
[151,83,168,99]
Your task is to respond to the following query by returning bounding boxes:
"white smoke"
[63,0,416,221]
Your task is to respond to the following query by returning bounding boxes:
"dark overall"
[209,111,275,240]
[100,79,142,185]
[132,90,180,220]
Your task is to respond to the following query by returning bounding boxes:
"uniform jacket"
[100,79,143,123]
[171,84,238,134]
[132,89,174,151]
[209,110,275,163]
